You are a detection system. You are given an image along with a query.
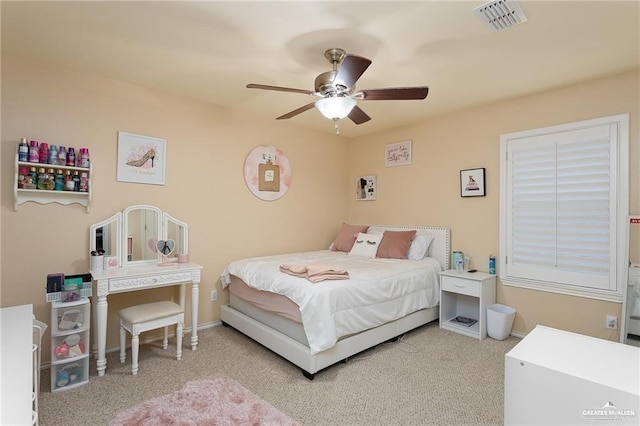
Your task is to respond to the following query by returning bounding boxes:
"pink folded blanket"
[280,264,349,283]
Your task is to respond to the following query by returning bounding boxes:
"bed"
[220,224,450,379]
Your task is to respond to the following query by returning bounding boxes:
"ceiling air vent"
[473,0,528,32]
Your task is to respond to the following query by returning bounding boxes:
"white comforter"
[222,250,441,354]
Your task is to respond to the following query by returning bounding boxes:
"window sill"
[501,276,623,303]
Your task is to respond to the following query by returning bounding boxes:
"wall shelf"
[14,155,92,212]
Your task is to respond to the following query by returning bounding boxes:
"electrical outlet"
[210,290,218,301]
[606,315,618,330]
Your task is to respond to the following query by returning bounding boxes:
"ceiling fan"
[246,48,429,134]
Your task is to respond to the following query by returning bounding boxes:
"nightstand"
[439,270,496,340]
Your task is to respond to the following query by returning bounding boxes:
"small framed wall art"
[117,131,166,185]
[460,168,486,197]
[385,140,412,167]
[356,175,376,201]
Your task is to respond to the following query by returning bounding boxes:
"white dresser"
[505,325,640,425]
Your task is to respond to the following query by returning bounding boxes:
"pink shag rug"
[109,375,299,426]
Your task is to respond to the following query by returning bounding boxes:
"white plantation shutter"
[500,114,628,300]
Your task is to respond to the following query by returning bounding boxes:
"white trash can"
[486,304,516,340]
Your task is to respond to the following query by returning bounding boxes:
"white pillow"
[349,232,383,258]
[408,234,434,261]
[367,226,386,235]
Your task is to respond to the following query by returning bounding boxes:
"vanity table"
[89,205,203,377]
[91,262,201,376]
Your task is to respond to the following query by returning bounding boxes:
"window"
[499,114,629,301]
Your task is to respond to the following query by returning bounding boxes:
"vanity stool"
[119,301,184,375]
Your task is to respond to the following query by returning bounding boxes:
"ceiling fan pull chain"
[333,118,340,135]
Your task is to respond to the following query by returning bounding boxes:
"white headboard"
[368,225,450,270]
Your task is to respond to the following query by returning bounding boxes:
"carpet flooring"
[37,321,520,425]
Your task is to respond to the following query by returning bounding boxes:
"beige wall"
[2,54,638,364]
[348,70,640,340]
[1,56,349,362]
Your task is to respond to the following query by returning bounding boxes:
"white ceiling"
[2,1,639,138]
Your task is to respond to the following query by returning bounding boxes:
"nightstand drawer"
[441,276,480,297]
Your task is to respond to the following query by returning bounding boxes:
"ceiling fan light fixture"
[315,96,356,120]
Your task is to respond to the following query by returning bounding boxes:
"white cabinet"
[14,154,92,212]
[50,299,90,392]
[1,305,33,425]
[505,325,639,425]
[439,270,496,340]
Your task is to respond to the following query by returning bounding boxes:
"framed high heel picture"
[117,131,166,185]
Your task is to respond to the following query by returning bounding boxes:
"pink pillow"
[331,223,370,252]
[376,230,417,259]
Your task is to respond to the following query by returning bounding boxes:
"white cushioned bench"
[119,301,184,375]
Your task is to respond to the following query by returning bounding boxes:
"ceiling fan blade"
[246,83,317,96]
[276,102,317,120]
[348,105,371,125]
[333,54,372,88]
[355,87,429,100]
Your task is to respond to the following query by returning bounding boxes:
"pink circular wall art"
[243,145,292,201]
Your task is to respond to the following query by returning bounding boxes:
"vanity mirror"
[89,212,122,269]
[164,212,188,262]
[122,205,162,266]
[89,205,189,269]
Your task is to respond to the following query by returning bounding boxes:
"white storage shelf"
[14,155,92,212]
[50,299,90,392]
[443,315,481,335]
